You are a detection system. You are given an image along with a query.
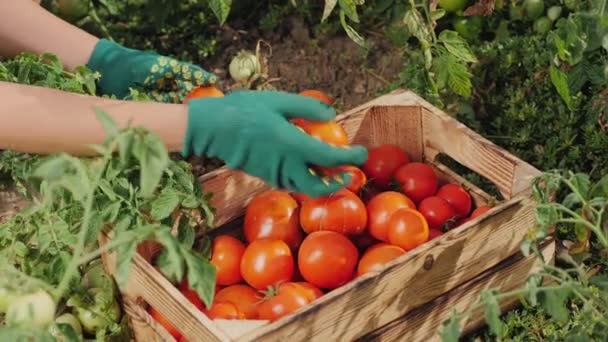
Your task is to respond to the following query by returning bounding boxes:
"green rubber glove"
[87,39,217,102]
[183,91,368,197]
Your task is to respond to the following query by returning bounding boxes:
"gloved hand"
[183,90,368,197]
[86,39,217,102]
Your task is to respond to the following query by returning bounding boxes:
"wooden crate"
[102,89,552,342]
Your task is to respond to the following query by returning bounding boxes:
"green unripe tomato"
[523,0,545,21]
[6,290,57,328]
[453,15,482,41]
[438,0,469,13]
[55,0,90,22]
[534,17,553,34]
[547,5,562,21]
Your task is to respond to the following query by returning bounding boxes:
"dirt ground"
[204,16,405,111]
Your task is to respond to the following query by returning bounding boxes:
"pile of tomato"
[148,89,493,341]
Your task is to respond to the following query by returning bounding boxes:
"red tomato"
[257,282,323,321]
[366,191,416,242]
[178,278,205,311]
[418,196,457,230]
[244,190,303,250]
[298,231,359,289]
[299,188,367,235]
[393,163,438,203]
[214,284,261,319]
[183,86,224,103]
[149,306,182,340]
[292,119,348,146]
[291,192,312,205]
[240,239,294,290]
[210,235,246,286]
[428,228,444,240]
[299,89,335,105]
[203,301,246,320]
[356,243,406,276]
[362,144,410,188]
[317,165,368,195]
[471,205,492,218]
[456,217,472,227]
[436,184,472,218]
[387,208,429,251]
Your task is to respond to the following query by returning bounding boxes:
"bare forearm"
[0,82,187,155]
[0,1,99,70]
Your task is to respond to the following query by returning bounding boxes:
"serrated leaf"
[432,53,473,97]
[481,290,502,336]
[177,217,196,249]
[438,30,478,63]
[590,174,608,198]
[132,133,169,198]
[439,307,461,342]
[183,252,216,309]
[541,288,570,322]
[550,65,573,111]
[209,0,232,25]
[156,227,185,283]
[94,108,119,139]
[339,10,366,48]
[339,0,359,23]
[151,189,181,220]
[181,194,200,209]
[403,9,432,43]
[322,0,338,21]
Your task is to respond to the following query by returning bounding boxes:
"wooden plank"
[236,195,536,342]
[359,239,555,342]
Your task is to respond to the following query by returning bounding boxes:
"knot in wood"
[423,255,434,270]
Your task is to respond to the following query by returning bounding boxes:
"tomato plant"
[393,162,438,203]
[240,239,295,290]
[300,188,367,235]
[257,282,323,321]
[436,184,472,219]
[298,231,359,289]
[418,196,457,230]
[356,243,405,276]
[362,144,410,188]
[183,86,224,103]
[366,191,416,242]
[214,284,261,320]
[210,235,246,286]
[244,190,303,250]
[387,208,429,251]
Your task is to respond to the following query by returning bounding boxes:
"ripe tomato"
[240,239,294,290]
[214,285,261,319]
[203,301,246,320]
[291,192,312,205]
[428,228,444,241]
[387,208,429,251]
[366,191,416,242]
[356,243,406,276]
[210,235,246,286]
[258,282,323,321]
[436,184,472,218]
[470,205,492,218]
[299,188,367,235]
[317,165,367,195]
[457,217,472,227]
[244,190,303,250]
[298,231,359,289]
[362,145,410,188]
[183,86,224,103]
[299,89,335,105]
[393,162,438,203]
[178,278,205,311]
[418,196,457,230]
[149,306,181,340]
[292,119,348,146]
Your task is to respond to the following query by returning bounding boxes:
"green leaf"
[114,239,138,288]
[590,174,608,198]
[155,227,185,283]
[177,217,196,249]
[403,9,432,44]
[183,252,216,309]
[339,10,366,48]
[208,0,232,25]
[322,0,338,21]
[438,30,478,63]
[431,9,446,20]
[132,133,169,198]
[589,275,608,289]
[525,274,542,306]
[432,53,473,97]
[338,0,359,23]
[151,188,181,220]
[439,307,461,342]
[481,290,503,336]
[94,108,119,139]
[570,173,591,199]
[550,65,573,111]
[541,288,570,322]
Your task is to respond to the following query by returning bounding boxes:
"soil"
[204,16,405,111]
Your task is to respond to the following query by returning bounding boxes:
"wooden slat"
[236,195,536,342]
[359,239,555,342]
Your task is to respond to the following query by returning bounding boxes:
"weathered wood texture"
[101,89,547,342]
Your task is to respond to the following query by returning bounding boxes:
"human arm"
[0,81,186,155]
